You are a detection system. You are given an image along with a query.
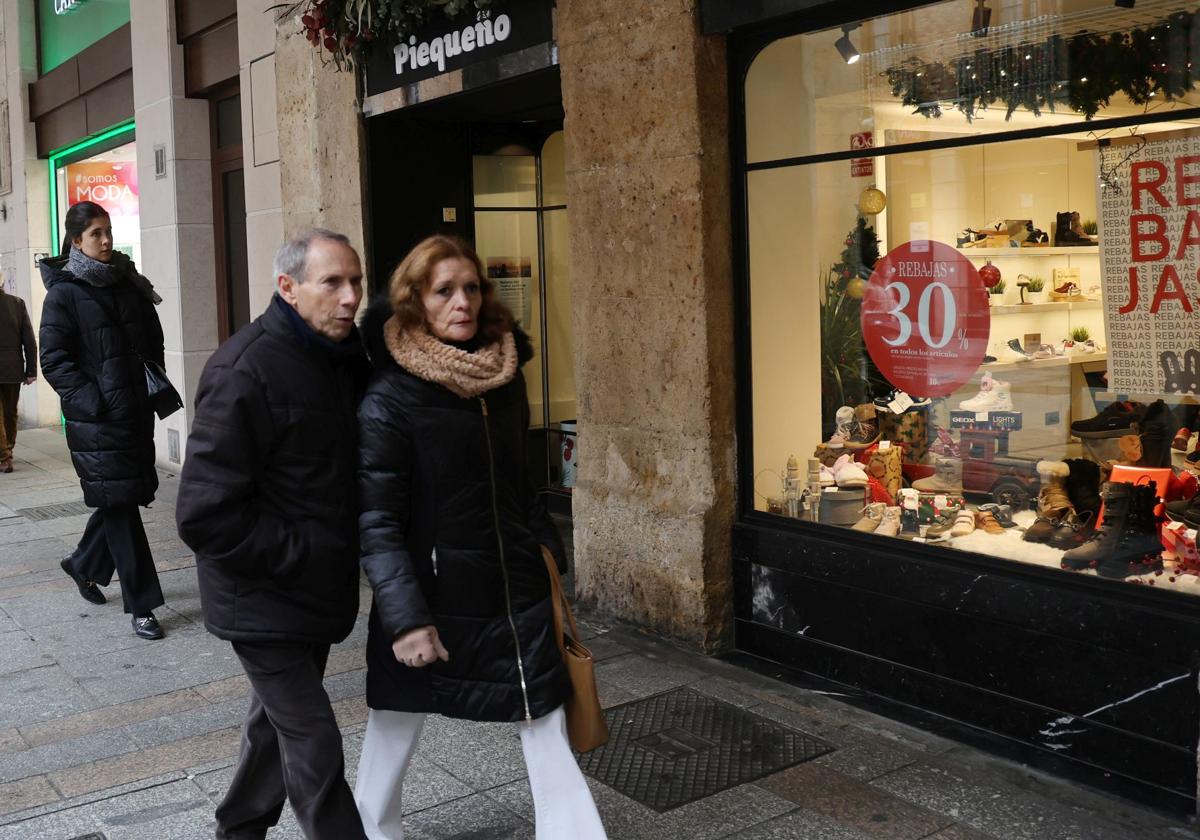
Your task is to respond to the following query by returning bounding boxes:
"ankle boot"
[1024,461,1071,544]
[1062,482,1162,575]
[1135,399,1173,468]
[1063,458,1102,520]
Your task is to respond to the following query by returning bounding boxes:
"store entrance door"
[365,67,575,510]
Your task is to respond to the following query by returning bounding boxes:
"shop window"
[744,0,1200,591]
[52,132,140,264]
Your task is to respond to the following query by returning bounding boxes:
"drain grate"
[18,501,90,521]
[67,834,106,840]
[577,686,833,812]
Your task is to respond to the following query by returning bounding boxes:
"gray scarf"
[67,247,162,304]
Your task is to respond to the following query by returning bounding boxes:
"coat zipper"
[479,396,533,724]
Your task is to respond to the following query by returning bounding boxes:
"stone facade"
[557,0,736,650]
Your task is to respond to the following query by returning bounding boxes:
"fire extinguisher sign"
[851,132,874,178]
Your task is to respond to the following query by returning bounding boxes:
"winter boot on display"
[1061,482,1163,576]
[912,457,963,493]
[1135,399,1173,468]
[1063,458,1103,519]
[1070,401,1146,438]
[1023,461,1072,544]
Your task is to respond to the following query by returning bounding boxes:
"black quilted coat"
[177,296,370,644]
[358,301,569,723]
[38,256,164,508]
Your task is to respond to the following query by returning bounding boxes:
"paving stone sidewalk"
[0,427,1196,840]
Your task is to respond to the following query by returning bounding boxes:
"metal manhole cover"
[577,686,833,812]
[67,834,106,840]
[17,501,90,521]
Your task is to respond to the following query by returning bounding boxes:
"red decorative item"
[861,240,991,398]
[978,260,1001,289]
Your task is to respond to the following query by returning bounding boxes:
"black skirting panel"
[732,519,1200,812]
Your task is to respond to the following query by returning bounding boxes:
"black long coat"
[176,296,370,644]
[38,257,164,508]
[358,308,570,723]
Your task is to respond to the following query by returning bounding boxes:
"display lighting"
[835,25,861,65]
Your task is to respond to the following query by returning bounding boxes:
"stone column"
[557,1,736,650]
[274,16,367,261]
[130,0,218,463]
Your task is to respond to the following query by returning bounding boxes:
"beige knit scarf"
[384,316,518,399]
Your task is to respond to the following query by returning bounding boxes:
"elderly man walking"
[177,230,370,840]
[0,286,36,473]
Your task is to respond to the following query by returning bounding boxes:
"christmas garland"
[886,10,1200,121]
[273,0,494,70]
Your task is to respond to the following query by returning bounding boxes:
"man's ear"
[277,274,298,305]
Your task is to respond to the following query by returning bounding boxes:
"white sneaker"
[959,374,1013,411]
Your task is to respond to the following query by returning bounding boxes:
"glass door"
[472,130,575,496]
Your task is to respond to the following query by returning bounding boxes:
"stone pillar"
[274,16,367,261]
[130,0,218,462]
[557,2,736,650]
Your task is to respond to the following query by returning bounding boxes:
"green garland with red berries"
[274,0,494,70]
[887,9,1200,121]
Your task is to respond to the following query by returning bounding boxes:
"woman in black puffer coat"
[354,235,606,839]
[40,201,167,640]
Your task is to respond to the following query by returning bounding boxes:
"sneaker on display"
[959,376,1013,412]
[1070,401,1146,439]
[1049,282,1083,301]
[949,508,977,536]
[912,457,963,493]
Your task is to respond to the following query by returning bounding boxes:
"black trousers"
[215,641,366,840]
[70,505,164,616]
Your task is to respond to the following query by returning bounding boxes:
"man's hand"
[22,376,34,386]
[392,625,449,668]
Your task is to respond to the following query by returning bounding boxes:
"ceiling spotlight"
[1115,0,1135,7]
[835,25,861,65]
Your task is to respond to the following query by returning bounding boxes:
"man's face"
[278,239,364,342]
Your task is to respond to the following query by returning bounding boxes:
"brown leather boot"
[1024,461,1071,544]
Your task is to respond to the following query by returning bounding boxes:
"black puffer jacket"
[38,256,164,508]
[358,301,569,722]
[177,296,370,644]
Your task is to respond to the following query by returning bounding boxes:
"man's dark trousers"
[214,642,366,840]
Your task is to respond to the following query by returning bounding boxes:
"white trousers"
[354,705,607,840]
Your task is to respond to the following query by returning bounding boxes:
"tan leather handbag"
[541,547,609,753]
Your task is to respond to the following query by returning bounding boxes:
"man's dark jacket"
[177,296,370,644]
[357,299,569,722]
[38,257,163,508]
[0,290,36,384]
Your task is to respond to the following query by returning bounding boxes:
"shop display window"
[52,135,140,266]
[744,0,1200,592]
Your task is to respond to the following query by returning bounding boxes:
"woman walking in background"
[40,200,168,640]
[355,235,606,839]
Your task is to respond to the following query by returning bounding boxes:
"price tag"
[887,392,915,414]
[861,240,991,398]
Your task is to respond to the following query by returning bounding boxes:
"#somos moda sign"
[861,240,991,399]
[66,160,138,218]
[1097,132,1200,396]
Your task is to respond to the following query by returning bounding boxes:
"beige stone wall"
[274,16,368,271]
[557,0,736,650]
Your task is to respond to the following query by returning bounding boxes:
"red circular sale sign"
[861,241,990,398]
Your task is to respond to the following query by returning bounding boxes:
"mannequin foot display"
[959,374,1013,412]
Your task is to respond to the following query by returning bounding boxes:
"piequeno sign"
[364,0,554,96]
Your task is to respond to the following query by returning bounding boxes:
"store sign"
[54,0,91,14]
[37,0,129,74]
[65,160,138,218]
[364,0,554,96]
[1098,133,1200,395]
[861,241,990,398]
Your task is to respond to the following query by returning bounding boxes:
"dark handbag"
[541,546,609,753]
[84,285,183,420]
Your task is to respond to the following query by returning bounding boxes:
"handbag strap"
[541,547,582,651]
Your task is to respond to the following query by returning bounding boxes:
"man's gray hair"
[272,229,353,282]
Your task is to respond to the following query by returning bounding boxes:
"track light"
[835,25,861,65]
[1114,0,1135,7]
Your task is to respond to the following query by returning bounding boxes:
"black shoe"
[1166,494,1200,530]
[132,613,164,640]
[61,556,105,605]
[1070,401,1146,439]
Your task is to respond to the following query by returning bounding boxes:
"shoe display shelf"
[981,349,1108,372]
[957,246,1100,257]
[987,300,1101,315]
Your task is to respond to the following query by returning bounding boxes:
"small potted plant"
[1026,275,1045,303]
[1070,326,1090,343]
[988,279,1007,306]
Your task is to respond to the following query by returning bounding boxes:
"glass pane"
[216,95,242,149]
[57,139,141,266]
[746,1,1200,164]
[473,209,542,419]
[541,131,566,206]
[746,1,1200,594]
[544,207,575,491]
[223,168,251,334]
[473,154,537,208]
